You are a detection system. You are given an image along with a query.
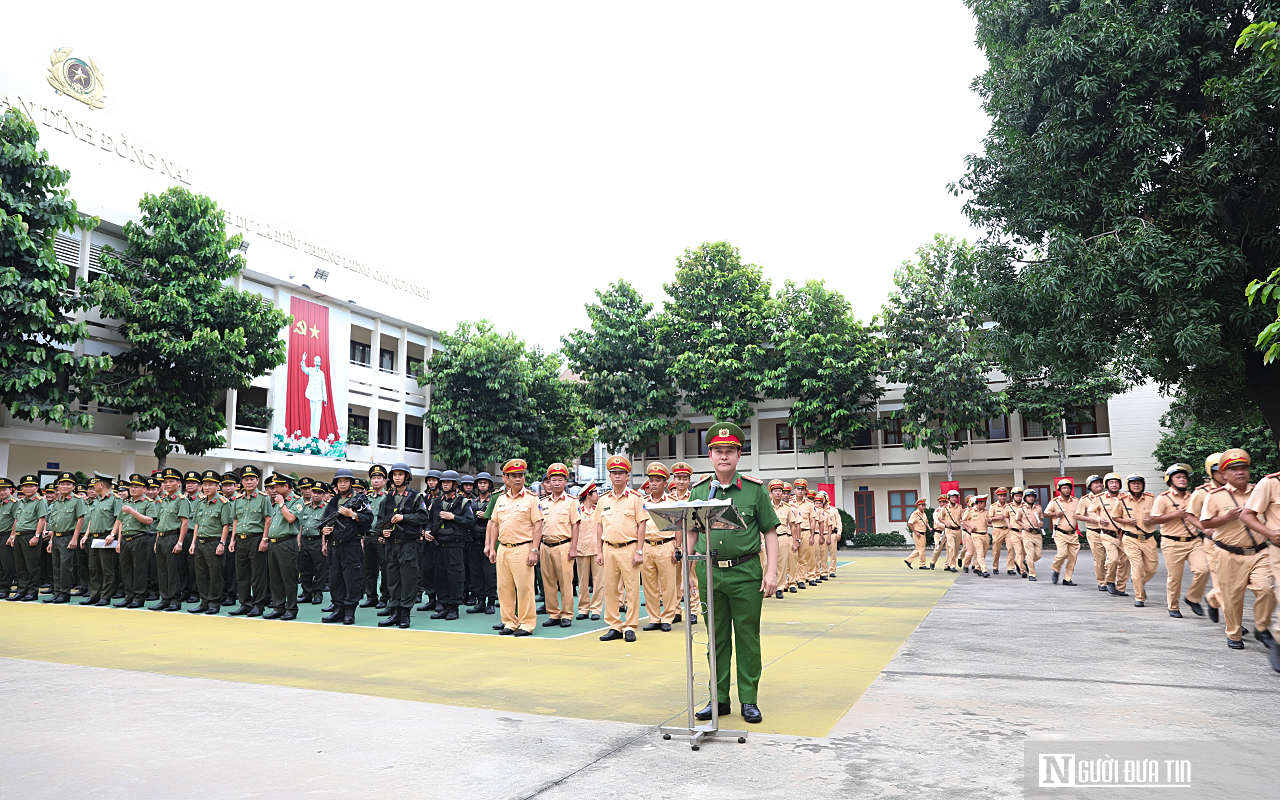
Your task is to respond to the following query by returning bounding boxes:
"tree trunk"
[823,451,831,483]
[154,427,168,472]
[945,445,953,481]
[1057,432,1067,477]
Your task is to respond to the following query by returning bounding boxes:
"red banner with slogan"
[940,480,959,497]
[283,296,340,444]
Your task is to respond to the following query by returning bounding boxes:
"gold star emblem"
[310,324,320,338]
[719,428,729,437]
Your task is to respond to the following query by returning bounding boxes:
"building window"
[776,423,793,453]
[853,491,875,534]
[795,429,807,450]
[961,488,977,501]
[697,430,708,456]
[379,348,396,373]
[668,435,676,458]
[377,418,394,447]
[407,355,424,377]
[852,426,872,447]
[646,441,659,459]
[742,427,751,455]
[985,414,1009,440]
[1065,406,1097,436]
[348,413,369,435]
[1023,417,1046,439]
[1027,486,1049,509]
[888,490,918,522]
[350,341,371,366]
[406,423,424,452]
[883,417,904,445]
[581,447,595,468]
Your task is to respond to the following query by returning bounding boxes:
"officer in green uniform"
[264,473,303,620]
[72,483,92,596]
[150,467,192,611]
[83,475,123,606]
[45,472,87,605]
[6,476,47,601]
[115,474,158,608]
[144,476,161,601]
[180,471,202,603]
[220,472,241,606]
[362,464,390,608]
[229,465,272,617]
[0,477,17,599]
[188,469,232,614]
[688,423,780,725]
[296,477,328,605]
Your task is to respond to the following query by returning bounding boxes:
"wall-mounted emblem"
[47,47,106,109]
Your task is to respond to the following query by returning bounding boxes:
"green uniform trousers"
[298,536,326,597]
[267,537,298,612]
[695,556,764,705]
[234,537,268,609]
[386,538,420,610]
[156,533,183,605]
[13,532,42,596]
[0,539,15,595]
[50,534,75,593]
[86,536,118,600]
[120,536,150,602]
[193,538,224,607]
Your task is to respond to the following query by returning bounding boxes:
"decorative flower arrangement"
[272,429,348,458]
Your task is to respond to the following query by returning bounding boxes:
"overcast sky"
[7,1,990,351]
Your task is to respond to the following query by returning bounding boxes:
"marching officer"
[689,423,779,725]
[220,472,241,607]
[1044,478,1081,585]
[937,490,964,572]
[1018,488,1044,580]
[1150,463,1209,618]
[181,470,201,603]
[380,462,424,628]
[228,465,272,617]
[1199,449,1274,651]
[82,475,121,605]
[594,455,646,641]
[114,475,157,608]
[45,472,87,604]
[321,468,372,625]
[987,488,1013,575]
[187,469,231,615]
[296,478,328,605]
[465,472,498,616]
[539,463,580,628]
[926,493,947,571]
[1112,474,1158,607]
[962,494,991,577]
[1189,454,1226,621]
[486,459,543,637]
[1240,453,1280,672]
[1078,476,1108,589]
[1082,473,1129,595]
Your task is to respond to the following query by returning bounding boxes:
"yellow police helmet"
[1125,473,1145,485]
[1103,472,1122,484]
[1205,453,1223,474]
[1010,486,1023,495]
[1163,463,1192,485]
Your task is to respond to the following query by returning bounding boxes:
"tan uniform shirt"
[1087,493,1121,531]
[1152,489,1199,538]
[989,502,1011,530]
[594,488,646,545]
[1244,474,1280,531]
[575,503,599,555]
[794,500,814,532]
[1109,492,1156,535]
[1017,504,1041,531]
[772,502,794,532]
[539,493,580,545]
[1200,483,1260,549]
[493,488,543,545]
[938,503,965,531]
[1044,495,1079,534]
[1189,483,1217,538]
[963,508,990,533]
[826,507,840,536]
[907,508,929,535]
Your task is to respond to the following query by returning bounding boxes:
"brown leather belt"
[1123,531,1155,541]
[1162,534,1200,542]
[541,539,570,548]
[51,532,73,538]
[645,537,675,545]
[500,541,530,547]
[1214,540,1270,556]
[603,540,634,548]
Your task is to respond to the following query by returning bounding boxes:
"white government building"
[2,45,1172,529]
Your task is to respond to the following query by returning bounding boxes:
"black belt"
[159,529,181,535]
[603,540,634,548]
[1214,539,1270,556]
[1099,530,1120,538]
[303,534,323,539]
[122,533,145,542]
[712,552,758,569]
[1123,531,1155,541]
[945,526,961,530]
[269,536,295,544]
[542,539,571,548]
[500,541,530,547]
[1054,527,1077,536]
[1162,534,1200,542]
[51,531,73,538]
[645,537,675,546]
[777,532,792,537]
[197,535,222,541]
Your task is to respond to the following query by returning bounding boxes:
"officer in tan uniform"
[962,495,992,577]
[937,490,965,572]
[1082,473,1128,595]
[1077,476,1108,589]
[1004,487,1025,574]
[538,463,579,629]
[1017,488,1043,580]
[813,490,833,580]
[570,482,602,620]
[986,488,1012,576]
[1239,454,1280,672]
[640,462,678,631]
[1199,449,1275,651]
[594,455,646,642]
[666,463,699,618]
[1189,454,1226,621]
[1111,474,1158,607]
[485,459,543,637]
[767,480,798,593]
[927,494,947,570]
[1149,464,1209,618]
[792,480,816,587]
[1043,478,1081,585]
[825,496,840,577]
[905,497,929,569]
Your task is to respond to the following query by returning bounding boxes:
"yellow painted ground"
[0,556,951,737]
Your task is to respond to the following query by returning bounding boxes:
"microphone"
[708,479,721,500]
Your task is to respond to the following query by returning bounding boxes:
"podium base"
[659,724,749,750]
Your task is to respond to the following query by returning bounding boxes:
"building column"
[370,316,383,457]
[396,408,406,462]
[120,451,135,480]
[919,467,932,507]
[269,287,287,427]
[0,442,9,478]
[225,389,238,449]
[675,428,685,460]
[1010,411,1025,488]
[749,416,761,473]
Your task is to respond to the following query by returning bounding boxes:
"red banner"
[818,482,835,505]
[283,296,340,444]
[940,480,959,496]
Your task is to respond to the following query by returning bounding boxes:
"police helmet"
[460,474,475,485]
[1163,463,1192,485]
[1125,473,1145,485]
[333,467,355,480]
[475,472,493,483]
[1103,472,1122,485]
[441,469,461,483]
[426,469,443,480]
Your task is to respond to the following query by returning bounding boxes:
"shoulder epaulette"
[1209,486,1228,494]
[1265,472,1280,480]
[1143,491,1154,497]
[1159,488,1174,496]
[742,474,764,485]
[692,474,712,486]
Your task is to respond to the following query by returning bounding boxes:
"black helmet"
[390,462,412,476]
[441,470,461,482]
[460,474,475,485]
[333,467,355,480]
[426,469,443,480]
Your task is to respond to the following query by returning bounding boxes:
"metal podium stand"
[646,499,749,750]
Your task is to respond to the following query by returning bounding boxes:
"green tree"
[956,1,1280,429]
[767,279,884,480]
[562,280,685,459]
[659,242,777,422]
[1004,371,1128,477]
[1153,388,1280,484]
[0,108,108,428]
[881,235,1004,481]
[421,320,531,470]
[95,187,289,469]
[1237,19,1279,76]
[522,348,595,476]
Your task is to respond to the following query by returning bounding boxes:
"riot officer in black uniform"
[416,469,443,612]
[378,462,423,629]
[321,468,372,625]
[428,470,474,620]
[465,471,498,615]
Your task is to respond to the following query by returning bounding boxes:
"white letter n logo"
[1039,754,1076,787]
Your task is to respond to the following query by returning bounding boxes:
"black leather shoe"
[661,623,671,632]
[775,590,784,599]
[929,564,936,570]
[398,613,411,629]
[164,604,181,611]
[321,603,336,613]
[322,610,343,623]
[963,566,969,573]
[982,572,991,578]
[1098,584,1109,592]
[148,602,168,611]
[467,603,486,614]
[145,593,158,601]
[228,605,251,616]
[619,605,627,613]
[1184,599,1204,616]
[376,600,387,609]
[1052,571,1060,584]
[312,594,323,605]
[493,623,506,630]
[1107,582,1119,595]
[280,611,296,621]
[560,618,571,628]
[378,610,401,627]
[343,609,355,625]
[543,617,562,627]
[591,613,601,620]
[1169,609,1183,618]
[789,586,798,592]
[499,627,515,635]
[431,609,449,619]
[444,608,459,620]
[96,598,111,606]
[206,605,220,615]
[1227,638,1244,650]
[1208,604,1220,623]
[186,595,199,604]
[513,628,532,637]
[417,602,435,612]
[247,607,263,617]
[1255,629,1275,649]
[1063,580,1077,586]
[377,606,394,617]
[485,599,496,614]
[537,605,547,614]
[694,702,730,721]
[1269,639,1280,673]
[599,629,623,641]
[642,622,662,631]
[188,605,208,614]
[741,703,763,724]
[126,600,143,608]
[576,613,588,620]
[797,582,806,588]
[1115,590,1128,596]
[263,609,283,620]
[1007,570,1015,575]
[690,614,698,625]
[904,559,913,569]
[359,598,377,608]
[1027,576,1037,581]
[1134,600,1144,607]
[113,599,130,607]
[623,630,636,642]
